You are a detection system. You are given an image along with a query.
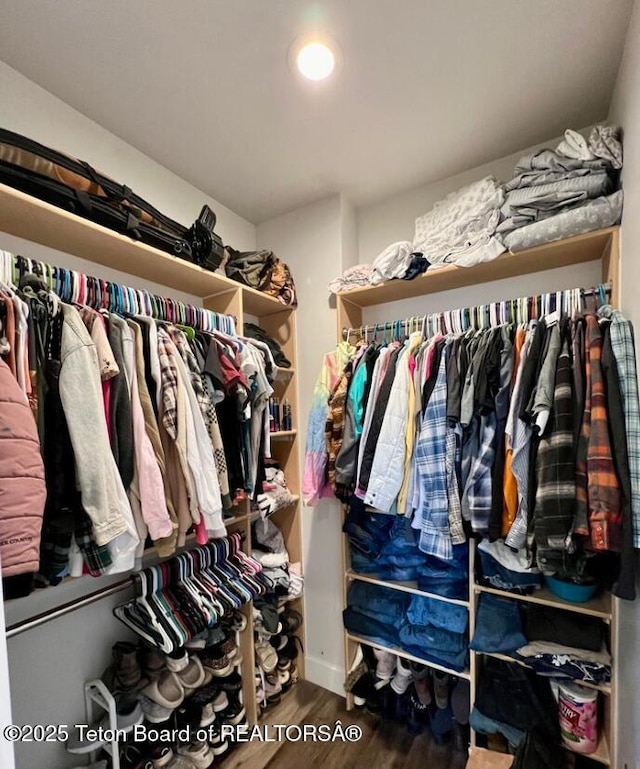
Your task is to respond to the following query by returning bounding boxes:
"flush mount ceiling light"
[296,41,335,80]
[288,35,341,83]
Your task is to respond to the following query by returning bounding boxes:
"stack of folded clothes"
[470,594,611,687]
[519,605,610,686]
[412,176,506,268]
[476,538,542,593]
[328,263,375,294]
[343,500,469,599]
[399,594,469,672]
[498,125,623,251]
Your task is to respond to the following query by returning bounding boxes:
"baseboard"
[304,655,344,696]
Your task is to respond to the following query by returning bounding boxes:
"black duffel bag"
[0,127,224,271]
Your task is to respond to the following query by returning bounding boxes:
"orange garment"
[502,326,525,536]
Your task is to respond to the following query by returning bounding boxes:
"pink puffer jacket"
[0,359,46,577]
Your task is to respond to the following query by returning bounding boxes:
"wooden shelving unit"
[0,182,304,729]
[336,226,620,767]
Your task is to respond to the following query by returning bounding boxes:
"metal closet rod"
[342,283,612,339]
[5,579,132,639]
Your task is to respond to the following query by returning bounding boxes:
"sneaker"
[200,649,233,677]
[141,671,185,709]
[166,648,190,673]
[67,700,144,754]
[150,746,195,769]
[176,656,206,693]
[139,694,176,724]
[220,695,247,725]
[206,720,229,755]
[218,635,239,660]
[390,656,412,695]
[198,702,217,728]
[120,743,148,769]
[373,649,396,680]
[191,684,229,713]
[216,671,243,692]
[178,741,214,769]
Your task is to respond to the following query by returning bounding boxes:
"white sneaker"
[178,741,215,768]
[373,648,396,680]
[390,656,413,694]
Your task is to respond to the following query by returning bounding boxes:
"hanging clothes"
[318,290,638,602]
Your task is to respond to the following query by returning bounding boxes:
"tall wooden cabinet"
[336,226,620,767]
[0,182,305,727]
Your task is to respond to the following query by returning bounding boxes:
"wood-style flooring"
[224,680,468,769]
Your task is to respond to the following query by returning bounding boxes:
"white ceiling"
[0,1,633,223]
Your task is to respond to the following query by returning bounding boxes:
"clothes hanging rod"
[342,283,612,339]
[5,579,133,639]
[6,252,236,335]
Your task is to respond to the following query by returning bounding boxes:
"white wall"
[608,2,640,767]
[0,60,256,251]
[257,195,348,694]
[0,61,257,769]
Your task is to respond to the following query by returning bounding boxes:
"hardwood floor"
[224,680,469,769]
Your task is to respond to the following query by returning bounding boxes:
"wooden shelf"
[583,732,610,766]
[0,182,287,315]
[474,584,612,621]
[274,366,295,378]
[270,430,297,439]
[337,227,618,308]
[346,632,470,680]
[479,651,611,695]
[346,570,469,607]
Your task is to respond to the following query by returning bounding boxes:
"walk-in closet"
[0,3,640,769]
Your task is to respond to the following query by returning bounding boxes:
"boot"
[103,642,143,693]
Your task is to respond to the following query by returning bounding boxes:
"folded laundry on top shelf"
[328,263,375,294]
[497,172,613,236]
[502,190,623,252]
[412,176,505,269]
[370,241,414,285]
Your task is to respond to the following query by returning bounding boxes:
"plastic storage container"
[558,682,598,754]
[545,575,598,603]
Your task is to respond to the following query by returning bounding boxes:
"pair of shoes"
[139,671,185,723]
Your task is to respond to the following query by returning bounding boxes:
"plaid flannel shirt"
[157,330,179,440]
[534,339,575,555]
[599,306,640,548]
[415,353,452,559]
[464,411,497,536]
[585,315,622,551]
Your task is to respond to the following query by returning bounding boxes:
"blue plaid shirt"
[599,306,640,547]
[415,353,452,559]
